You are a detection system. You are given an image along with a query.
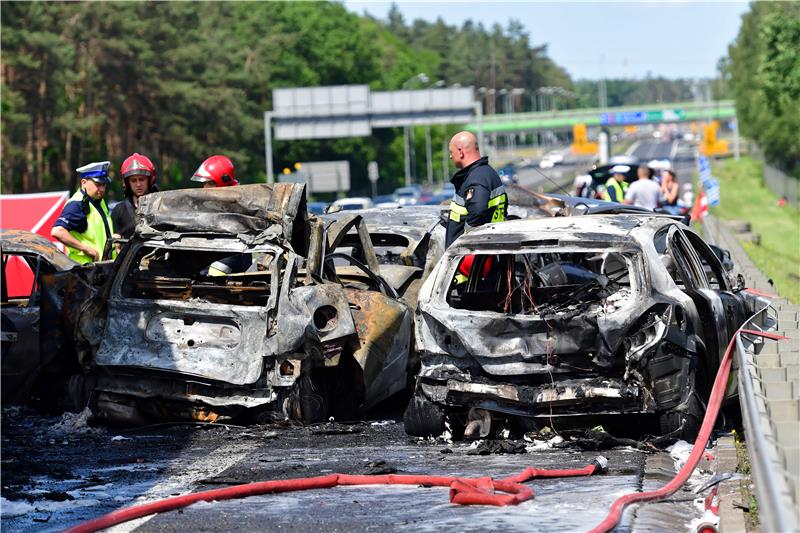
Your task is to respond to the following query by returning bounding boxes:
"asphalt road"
[1,407,717,532]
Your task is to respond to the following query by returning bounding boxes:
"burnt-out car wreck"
[407,215,749,441]
[48,184,413,425]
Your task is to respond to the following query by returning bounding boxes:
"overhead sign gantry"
[264,85,476,184]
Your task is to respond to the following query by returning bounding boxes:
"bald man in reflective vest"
[445,131,508,248]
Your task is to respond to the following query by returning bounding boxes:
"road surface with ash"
[1,407,718,532]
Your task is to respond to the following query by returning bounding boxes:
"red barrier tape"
[586,323,785,533]
[64,461,603,533]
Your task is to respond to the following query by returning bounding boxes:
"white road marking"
[106,440,258,532]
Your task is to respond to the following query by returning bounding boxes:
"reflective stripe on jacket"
[445,156,507,248]
[603,178,628,203]
[65,190,114,264]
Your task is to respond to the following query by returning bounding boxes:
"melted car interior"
[121,245,276,305]
[447,250,633,315]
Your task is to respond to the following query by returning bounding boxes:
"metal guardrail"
[735,296,800,532]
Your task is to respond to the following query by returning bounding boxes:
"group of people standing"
[51,154,239,264]
[603,164,681,213]
[49,130,510,267]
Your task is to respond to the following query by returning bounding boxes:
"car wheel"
[658,380,704,441]
[403,390,446,437]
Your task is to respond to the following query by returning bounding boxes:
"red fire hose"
[65,459,606,533]
[586,313,786,532]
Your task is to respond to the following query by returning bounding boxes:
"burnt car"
[48,184,413,425]
[1,230,79,406]
[406,215,749,440]
[321,206,446,308]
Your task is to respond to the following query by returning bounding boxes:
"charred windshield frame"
[112,239,286,309]
[440,244,642,316]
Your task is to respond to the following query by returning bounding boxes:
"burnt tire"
[658,388,704,441]
[403,390,446,437]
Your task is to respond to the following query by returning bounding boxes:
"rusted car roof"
[136,183,309,253]
[0,229,77,271]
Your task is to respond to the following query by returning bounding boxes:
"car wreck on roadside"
[45,184,413,425]
[1,230,80,407]
[406,214,749,441]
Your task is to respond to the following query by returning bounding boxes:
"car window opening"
[122,245,276,305]
[447,251,633,316]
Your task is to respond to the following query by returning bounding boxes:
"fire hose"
[65,460,607,532]
[587,297,784,533]
[66,297,782,533]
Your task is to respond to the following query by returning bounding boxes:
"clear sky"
[343,1,750,80]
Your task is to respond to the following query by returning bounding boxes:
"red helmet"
[191,155,238,187]
[121,153,156,186]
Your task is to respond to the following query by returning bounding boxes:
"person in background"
[190,155,238,188]
[51,161,115,263]
[624,163,661,210]
[660,169,681,215]
[112,153,158,239]
[602,165,629,203]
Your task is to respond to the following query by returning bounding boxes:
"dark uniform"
[446,156,508,248]
[111,198,137,239]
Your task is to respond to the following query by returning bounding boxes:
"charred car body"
[47,184,413,424]
[407,215,748,440]
[1,230,79,407]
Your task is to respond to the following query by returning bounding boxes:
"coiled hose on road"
[65,296,781,533]
[64,460,607,533]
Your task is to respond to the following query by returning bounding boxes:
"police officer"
[445,131,507,248]
[603,165,630,203]
[111,153,159,239]
[51,161,116,264]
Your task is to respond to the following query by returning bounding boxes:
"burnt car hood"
[136,183,309,254]
[0,229,78,271]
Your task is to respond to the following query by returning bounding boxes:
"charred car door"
[665,226,731,378]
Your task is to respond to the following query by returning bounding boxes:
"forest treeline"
[2,2,743,196]
[725,1,800,177]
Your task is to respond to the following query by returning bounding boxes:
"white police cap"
[610,165,630,174]
[76,161,112,183]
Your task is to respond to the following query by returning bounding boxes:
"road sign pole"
[733,115,740,160]
[403,126,411,187]
[264,112,274,184]
[425,126,433,185]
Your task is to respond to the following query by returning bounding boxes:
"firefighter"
[111,153,158,239]
[189,155,247,275]
[603,165,629,203]
[445,131,507,248]
[51,161,115,264]
[190,155,239,188]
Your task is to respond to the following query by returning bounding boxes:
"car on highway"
[328,197,373,212]
[497,164,519,184]
[51,184,414,425]
[539,151,565,169]
[393,186,422,206]
[1,230,80,407]
[307,201,327,215]
[406,214,749,441]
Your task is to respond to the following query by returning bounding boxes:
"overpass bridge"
[468,100,735,134]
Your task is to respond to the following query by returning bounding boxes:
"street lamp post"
[402,73,429,186]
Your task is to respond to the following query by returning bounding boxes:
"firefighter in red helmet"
[111,153,158,239]
[190,155,238,188]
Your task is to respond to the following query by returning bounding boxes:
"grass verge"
[710,156,800,303]
[734,430,760,530]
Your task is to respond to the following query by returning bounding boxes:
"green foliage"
[0,1,576,196]
[727,2,800,175]
[573,78,696,109]
[711,157,800,304]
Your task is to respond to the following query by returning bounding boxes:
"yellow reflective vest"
[65,190,115,264]
[603,177,628,203]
